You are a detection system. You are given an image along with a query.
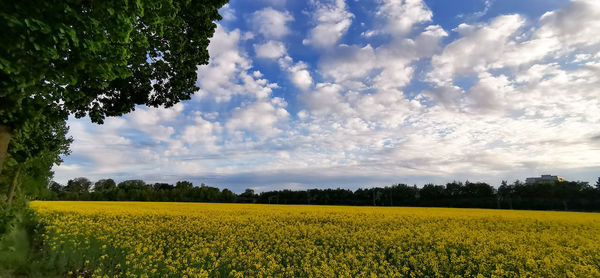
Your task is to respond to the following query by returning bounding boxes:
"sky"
[53,0,600,192]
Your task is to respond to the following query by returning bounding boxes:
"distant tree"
[372,188,384,206]
[420,184,446,200]
[153,183,174,191]
[65,177,92,194]
[445,181,464,198]
[238,188,257,203]
[389,184,418,205]
[118,180,147,191]
[0,0,229,173]
[595,177,600,189]
[463,182,494,198]
[241,188,256,198]
[94,179,116,192]
[48,181,64,193]
[221,189,236,202]
[176,181,194,190]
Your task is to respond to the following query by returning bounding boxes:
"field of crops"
[30,201,600,277]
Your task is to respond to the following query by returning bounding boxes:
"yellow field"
[30,201,600,278]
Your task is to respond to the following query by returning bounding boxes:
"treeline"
[46,178,236,203]
[44,177,600,211]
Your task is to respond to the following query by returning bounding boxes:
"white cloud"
[181,115,221,153]
[457,0,494,21]
[536,0,600,51]
[304,0,354,48]
[317,24,447,92]
[289,64,313,91]
[428,14,525,85]
[254,40,287,59]
[375,0,432,36]
[319,44,377,88]
[226,98,290,137]
[430,0,600,85]
[65,120,134,175]
[301,83,349,116]
[196,24,279,102]
[464,72,513,113]
[127,103,184,142]
[278,56,313,90]
[301,81,418,129]
[250,8,294,39]
[218,4,236,21]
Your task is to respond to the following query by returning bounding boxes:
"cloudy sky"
[54,0,600,192]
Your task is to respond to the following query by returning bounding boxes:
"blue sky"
[54,0,600,192]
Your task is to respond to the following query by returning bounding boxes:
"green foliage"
[65,177,92,194]
[1,0,229,127]
[0,198,49,277]
[0,115,72,203]
[175,180,193,190]
[94,179,116,192]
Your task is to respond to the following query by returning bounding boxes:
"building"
[525,175,566,184]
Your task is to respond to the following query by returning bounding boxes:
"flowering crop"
[30,201,600,277]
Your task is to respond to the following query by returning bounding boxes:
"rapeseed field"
[30,201,600,277]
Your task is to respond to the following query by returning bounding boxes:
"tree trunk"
[7,167,20,205]
[0,125,11,173]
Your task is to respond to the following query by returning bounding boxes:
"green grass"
[0,200,63,278]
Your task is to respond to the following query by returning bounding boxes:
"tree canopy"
[0,113,72,203]
[0,0,228,172]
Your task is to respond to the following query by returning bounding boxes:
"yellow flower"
[30,201,600,277]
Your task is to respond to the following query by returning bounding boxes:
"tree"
[0,0,229,172]
[595,177,600,189]
[175,181,194,190]
[48,181,64,193]
[240,188,256,198]
[220,189,236,202]
[153,183,174,191]
[117,180,147,191]
[1,113,71,203]
[65,177,92,194]
[94,179,116,192]
[420,184,446,201]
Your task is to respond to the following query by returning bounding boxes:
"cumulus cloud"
[196,24,279,102]
[428,14,525,85]
[303,0,354,48]
[278,56,313,90]
[250,8,294,39]
[226,98,290,137]
[128,103,184,142]
[218,4,236,21]
[430,0,600,85]
[535,0,600,51]
[319,44,376,88]
[181,114,222,153]
[319,23,447,92]
[254,40,287,59]
[374,0,432,36]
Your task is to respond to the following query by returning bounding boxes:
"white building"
[525,175,566,184]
